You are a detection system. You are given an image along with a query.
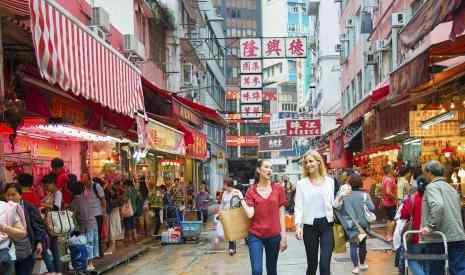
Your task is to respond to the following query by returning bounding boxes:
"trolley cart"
[181,209,203,243]
[163,206,181,227]
[403,230,449,275]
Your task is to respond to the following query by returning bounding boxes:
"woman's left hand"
[280,238,288,252]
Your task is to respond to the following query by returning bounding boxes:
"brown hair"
[254,159,271,184]
[348,173,363,190]
[301,150,327,178]
[224,177,234,187]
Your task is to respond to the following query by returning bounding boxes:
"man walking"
[421,160,465,275]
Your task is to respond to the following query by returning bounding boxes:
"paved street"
[106,230,397,275]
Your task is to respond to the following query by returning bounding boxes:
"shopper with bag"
[0,195,27,275]
[234,159,288,275]
[294,150,345,275]
[4,183,46,275]
[218,178,240,256]
[104,180,124,254]
[334,173,375,274]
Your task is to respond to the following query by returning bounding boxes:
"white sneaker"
[359,264,368,270]
[352,267,360,274]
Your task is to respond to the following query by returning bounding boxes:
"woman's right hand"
[296,227,303,240]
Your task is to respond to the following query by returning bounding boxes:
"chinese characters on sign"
[240,60,262,74]
[240,37,307,59]
[286,119,321,136]
[241,104,263,119]
[240,90,263,104]
[259,135,293,152]
[240,74,263,89]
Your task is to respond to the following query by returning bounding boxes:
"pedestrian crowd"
[217,150,465,275]
[0,157,212,275]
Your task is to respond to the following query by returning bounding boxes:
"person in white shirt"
[295,150,347,275]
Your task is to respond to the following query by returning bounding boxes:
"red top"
[245,183,287,238]
[400,192,423,244]
[21,191,41,208]
[382,176,397,207]
[56,170,72,206]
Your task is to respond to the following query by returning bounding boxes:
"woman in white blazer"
[295,150,346,275]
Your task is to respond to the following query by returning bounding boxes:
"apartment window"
[228,124,239,136]
[241,147,258,158]
[278,63,283,73]
[288,24,297,32]
[227,146,238,159]
[226,99,237,113]
[289,6,299,14]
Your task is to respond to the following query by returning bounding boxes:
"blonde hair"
[301,150,327,178]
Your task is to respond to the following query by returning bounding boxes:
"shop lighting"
[451,102,456,109]
[17,131,49,141]
[420,111,455,129]
[383,134,397,141]
[23,125,125,143]
[403,138,421,145]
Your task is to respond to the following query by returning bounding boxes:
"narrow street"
[106,229,397,275]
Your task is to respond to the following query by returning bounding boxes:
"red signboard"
[241,90,263,104]
[226,136,259,147]
[172,99,203,127]
[286,120,321,136]
[186,130,207,160]
[259,135,293,152]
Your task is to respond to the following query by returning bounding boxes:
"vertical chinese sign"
[240,38,263,120]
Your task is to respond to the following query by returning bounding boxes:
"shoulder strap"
[93,183,102,199]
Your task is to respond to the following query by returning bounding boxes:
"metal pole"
[0,18,5,182]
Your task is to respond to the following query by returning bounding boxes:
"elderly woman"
[335,173,375,274]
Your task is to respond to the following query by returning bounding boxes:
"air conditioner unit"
[91,7,110,33]
[346,17,356,28]
[392,11,410,27]
[123,34,145,61]
[182,63,194,86]
[89,26,106,40]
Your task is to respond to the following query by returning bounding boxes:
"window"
[278,63,283,73]
[357,72,363,100]
[228,124,239,136]
[288,24,297,32]
[227,146,239,160]
[263,100,271,113]
[241,147,258,158]
[240,123,269,136]
[289,6,299,14]
[226,99,237,113]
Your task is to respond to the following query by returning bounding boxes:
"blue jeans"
[404,243,427,275]
[303,218,333,275]
[42,248,56,273]
[248,234,281,275]
[86,228,99,260]
[350,238,367,267]
[426,241,465,275]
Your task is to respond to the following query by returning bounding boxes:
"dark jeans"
[303,218,333,275]
[153,208,161,235]
[248,234,281,275]
[49,236,62,272]
[42,248,56,273]
[15,254,35,275]
[426,241,465,275]
[96,215,104,258]
[201,209,208,224]
[350,238,367,267]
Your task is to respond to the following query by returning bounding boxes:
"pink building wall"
[56,0,166,89]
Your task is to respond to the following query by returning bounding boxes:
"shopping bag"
[32,259,47,275]
[46,210,75,236]
[285,214,295,232]
[219,196,250,241]
[333,224,346,254]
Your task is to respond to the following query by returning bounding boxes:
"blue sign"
[278,112,299,119]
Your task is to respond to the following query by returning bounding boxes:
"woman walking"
[294,150,345,275]
[335,173,375,274]
[234,159,288,275]
[219,178,240,255]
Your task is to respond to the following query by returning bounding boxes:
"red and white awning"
[29,0,144,118]
[0,0,29,16]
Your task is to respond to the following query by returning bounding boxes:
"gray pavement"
[105,228,398,275]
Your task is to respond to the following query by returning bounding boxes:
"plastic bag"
[215,215,224,240]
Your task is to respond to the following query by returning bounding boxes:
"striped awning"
[28,0,144,118]
[0,0,29,16]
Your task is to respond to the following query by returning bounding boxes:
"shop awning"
[27,0,144,118]
[391,34,465,97]
[172,94,227,127]
[0,0,29,16]
[371,81,390,103]
[400,0,465,49]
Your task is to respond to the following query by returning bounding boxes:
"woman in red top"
[235,159,288,275]
[400,175,428,275]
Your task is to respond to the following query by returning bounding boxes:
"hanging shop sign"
[390,51,430,97]
[172,99,203,127]
[240,60,263,74]
[379,104,409,141]
[258,135,293,152]
[240,37,307,59]
[363,111,379,148]
[226,136,259,147]
[50,96,86,126]
[263,88,278,101]
[186,130,207,160]
[409,110,461,137]
[143,119,185,155]
[241,104,263,119]
[240,74,263,89]
[226,90,240,100]
[286,119,321,136]
[240,90,263,104]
